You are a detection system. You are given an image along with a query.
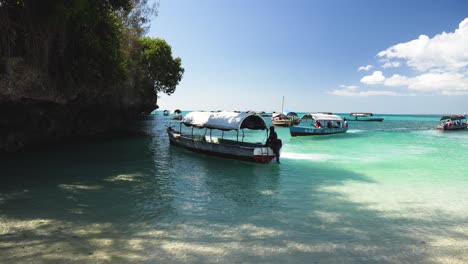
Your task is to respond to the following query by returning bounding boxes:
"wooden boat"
[167,111,278,163]
[260,112,272,117]
[170,109,182,120]
[271,96,294,126]
[290,113,348,136]
[436,114,467,130]
[286,112,300,125]
[272,113,293,127]
[349,112,384,122]
[247,110,271,117]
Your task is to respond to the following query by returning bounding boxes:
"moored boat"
[163,110,170,116]
[286,112,301,125]
[349,112,384,122]
[436,114,467,130]
[170,109,183,120]
[272,113,293,127]
[167,111,279,163]
[290,113,348,136]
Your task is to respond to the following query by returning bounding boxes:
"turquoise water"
[1,113,467,263]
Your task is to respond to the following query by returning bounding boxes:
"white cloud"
[358,65,373,71]
[377,18,468,72]
[360,71,386,85]
[347,18,468,97]
[330,83,408,97]
[382,73,468,95]
[330,88,404,97]
[330,89,358,96]
[339,84,358,90]
[382,61,401,68]
[384,74,409,87]
[358,91,403,96]
[408,72,468,94]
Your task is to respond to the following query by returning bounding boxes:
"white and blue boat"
[168,111,279,163]
[290,113,348,136]
[349,112,384,122]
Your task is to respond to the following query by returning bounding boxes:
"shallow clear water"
[1,113,467,263]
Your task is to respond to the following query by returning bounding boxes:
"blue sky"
[148,0,468,114]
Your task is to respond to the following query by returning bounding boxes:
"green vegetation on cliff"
[0,0,183,105]
[139,37,184,96]
[0,0,184,151]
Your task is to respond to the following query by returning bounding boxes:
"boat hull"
[167,129,277,163]
[349,118,384,122]
[170,116,182,120]
[290,126,348,136]
[272,120,292,127]
[436,124,467,130]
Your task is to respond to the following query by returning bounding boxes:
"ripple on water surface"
[1,114,467,263]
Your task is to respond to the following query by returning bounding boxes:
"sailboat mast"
[281,96,284,113]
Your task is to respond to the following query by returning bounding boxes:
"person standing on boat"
[343,118,348,128]
[266,126,282,164]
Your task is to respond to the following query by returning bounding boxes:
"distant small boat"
[286,112,300,125]
[163,110,170,116]
[272,113,293,127]
[290,113,348,136]
[247,110,271,117]
[257,111,272,117]
[436,114,467,131]
[349,112,384,122]
[272,96,293,126]
[170,109,183,120]
[168,111,279,163]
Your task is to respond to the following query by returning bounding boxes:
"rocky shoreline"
[0,96,155,152]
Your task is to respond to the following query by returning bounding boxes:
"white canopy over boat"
[272,112,285,118]
[300,113,344,121]
[350,112,373,117]
[440,114,466,121]
[182,111,267,131]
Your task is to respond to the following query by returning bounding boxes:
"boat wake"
[347,129,364,133]
[281,152,332,161]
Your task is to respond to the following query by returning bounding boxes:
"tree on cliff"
[0,0,184,150]
[139,37,184,96]
[0,0,183,101]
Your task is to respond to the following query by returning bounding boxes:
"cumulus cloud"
[347,18,468,96]
[330,83,407,97]
[384,74,409,87]
[377,18,468,72]
[382,61,401,68]
[407,72,468,94]
[381,73,468,95]
[358,65,373,71]
[339,85,358,90]
[329,87,404,97]
[360,71,386,85]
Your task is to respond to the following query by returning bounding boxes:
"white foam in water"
[281,152,333,161]
[347,129,363,133]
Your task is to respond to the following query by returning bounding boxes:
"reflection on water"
[0,114,467,263]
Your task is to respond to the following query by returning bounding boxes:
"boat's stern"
[167,127,181,144]
[253,147,277,163]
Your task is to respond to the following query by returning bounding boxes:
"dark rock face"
[0,2,160,152]
[0,96,156,152]
[0,58,157,152]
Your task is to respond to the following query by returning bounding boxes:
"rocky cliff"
[0,55,157,152]
[0,0,179,152]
